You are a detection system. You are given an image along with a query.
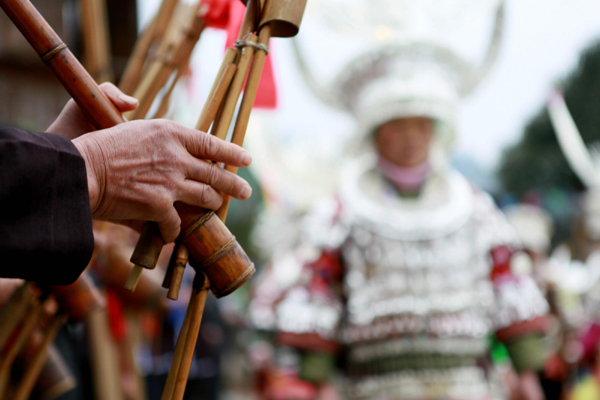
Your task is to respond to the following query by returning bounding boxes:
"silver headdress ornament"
[548,90,600,239]
[292,0,505,151]
[547,90,600,188]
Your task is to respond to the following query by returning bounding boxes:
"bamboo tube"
[167,245,189,301]
[160,292,195,400]
[162,247,178,290]
[31,345,76,400]
[0,0,125,129]
[80,0,113,83]
[1,0,255,299]
[119,0,180,93]
[123,0,186,98]
[170,274,209,400]
[152,0,181,43]
[196,63,237,132]
[153,62,187,119]
[0,300,41,396]
[120,18,157,94]
[11,313,68,400]
[197,48,238,123]
[213,35,257,141]
[127,5,205,120]
[87,309,124,400]
[217,24,272,221]
[0,283,35,350]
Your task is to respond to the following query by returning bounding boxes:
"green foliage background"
[498,41,600,197]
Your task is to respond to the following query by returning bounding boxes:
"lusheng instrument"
[0,273,104,399]
[0,0,255,299]
[0,0,307,396]
[158,2,308,396]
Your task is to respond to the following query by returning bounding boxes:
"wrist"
[73,137,101,214]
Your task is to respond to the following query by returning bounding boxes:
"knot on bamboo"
[234,40,269,55]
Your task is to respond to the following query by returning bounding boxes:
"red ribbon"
[201,0,278,109]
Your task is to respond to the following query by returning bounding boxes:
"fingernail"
[239,184,252,199]
[118,93,139,105]
[240,151,252,166]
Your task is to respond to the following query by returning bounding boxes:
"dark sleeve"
[0,127,94,285]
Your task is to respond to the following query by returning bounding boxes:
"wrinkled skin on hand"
[47,82,252,243]
[73,119,252,243]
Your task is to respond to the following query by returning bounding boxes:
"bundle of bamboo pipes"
[0,275,104,400]
[0,0,307,398]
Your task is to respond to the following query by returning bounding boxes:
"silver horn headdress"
[548,90,600,239]
[292,0,505,151]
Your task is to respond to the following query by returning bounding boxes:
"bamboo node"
[195,236,237,269]
[179,211,215,240]
[41,42,67,64]
[234,40,269,55]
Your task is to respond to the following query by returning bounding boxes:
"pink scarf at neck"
[376,156,431,194]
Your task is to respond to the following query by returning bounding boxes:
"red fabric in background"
[106,289,127,342]
[201,0,278,109]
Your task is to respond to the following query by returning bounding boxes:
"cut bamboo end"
[162,262,175,290]
[167,267,185,301]
[167,245,189,300]
[125,266,144,292]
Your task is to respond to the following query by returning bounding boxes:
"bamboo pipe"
[88,308,125,400]
[11,313,69,400]
[170,274,209,400]
[167,245,189,301]
[0,300,41,396]
[119,18,157,94]
[127,7,205,121]
[0,0,125,129]
[197,48,238,125]
[212,35,257,141]
[119,0,180,94]
[80,0,113,83]
[196,63,237,132]
[160,291,195,400]
[217,24,272,221]
[31,345,76,400]
[0,0,252,298]
[153,61,187,119]
[0,282,35,350]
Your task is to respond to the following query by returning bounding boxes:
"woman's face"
[375,117,434,167]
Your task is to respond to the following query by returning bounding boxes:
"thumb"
[99,82,139,112]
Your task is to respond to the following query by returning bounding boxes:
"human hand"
[46,82,138,140]
[72,119,252,242]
